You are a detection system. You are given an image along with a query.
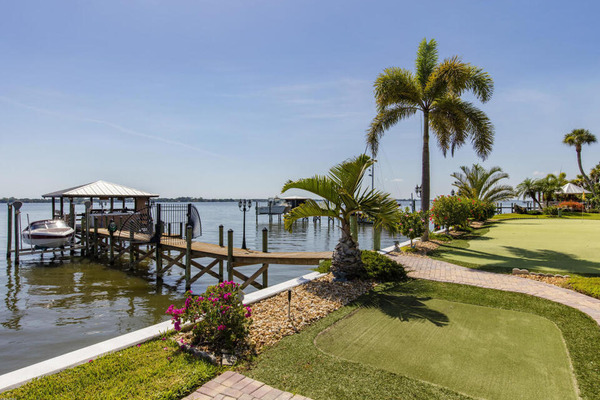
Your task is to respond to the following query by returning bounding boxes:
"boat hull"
[22,219,75,249]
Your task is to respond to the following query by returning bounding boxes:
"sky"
[1,0,599,199]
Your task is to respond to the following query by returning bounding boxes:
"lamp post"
[238,199,252,250]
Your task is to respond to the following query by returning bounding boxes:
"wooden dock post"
[13,204,20,265]
[129,229,135,266]
[109,232,115,265]
[262,227,268,288]
[227,229,233,282]
[185,225,192,290]
[373,225,381,251]
[93,220,98,258]
[6,203,12,259]
[218,225,224,282]
[155,204,163,276]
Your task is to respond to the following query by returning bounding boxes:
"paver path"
[389,253,600,325]
[182,371,311,400]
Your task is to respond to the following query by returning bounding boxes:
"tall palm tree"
[516,178,543,209]
[282,155,400,280]
[367,38,494,241]
[451,164,513,202]
[563,129,597,197]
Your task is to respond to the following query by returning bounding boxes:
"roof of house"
[42,180,159,198]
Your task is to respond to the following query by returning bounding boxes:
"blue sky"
[1,0,599,199]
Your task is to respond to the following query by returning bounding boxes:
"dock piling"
[218,225,224,282]
[129,229,135,266]
[185,225,192,290]
[155,204,163,276]
[227,229,233,282]
[13,204,20,265]
[6,204,12,259]
[262,227,268,288]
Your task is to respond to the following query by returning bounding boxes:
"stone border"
[0,271,326,393]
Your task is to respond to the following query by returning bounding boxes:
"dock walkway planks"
[95,228,332,266]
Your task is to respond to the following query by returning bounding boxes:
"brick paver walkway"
[183,371,311,400]
[389,253,600,325]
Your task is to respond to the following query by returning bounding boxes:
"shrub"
[165,281,251,353]
[430,195,470,232]
[468,199,496,221]
[360,250,407,281]
[569,277,600,300]
[398,208,428,246]
[543,206,560,216]
[314,251,407,282]
[558,200,584,211]
[513,204,528,214]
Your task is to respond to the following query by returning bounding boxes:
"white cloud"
[532,171,545,176]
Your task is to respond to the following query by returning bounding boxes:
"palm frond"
[282,175,340,205]
[367,106,418,155]
[415,38,438,89]
[373,68,422,111]
[284,200,338,232]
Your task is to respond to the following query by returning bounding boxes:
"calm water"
[0,201,409,374]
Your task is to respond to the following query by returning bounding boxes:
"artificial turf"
[430,219,600,275]
[245,280,600,400]
[316,297,576,400]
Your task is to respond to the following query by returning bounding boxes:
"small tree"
[398,208,428,247]
[430,195,470,232]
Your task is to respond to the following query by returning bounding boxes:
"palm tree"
[563,129,597,197]
[367,38,494,241]
[537,174,563,207]
[282,155,400,280]
[451,164,513,202]
[516,178,543,209]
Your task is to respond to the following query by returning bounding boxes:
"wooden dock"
[93,228,331,291]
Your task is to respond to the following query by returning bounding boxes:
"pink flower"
[136,344,141,348]
[217,324,226,331]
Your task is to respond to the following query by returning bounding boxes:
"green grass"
[492,212,600,220]
[0,336,219,400]
[316,298,576,400]
[244,280,600,400]
[429,219,600,275]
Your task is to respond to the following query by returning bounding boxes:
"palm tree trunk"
[577,149,597,197]
[331,221,363,281]
[421,110,430,241]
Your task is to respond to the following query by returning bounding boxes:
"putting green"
[316,296,577,400]
[437,219,600,274]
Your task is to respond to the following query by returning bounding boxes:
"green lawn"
[492,212,600,220]
[316,298,576,400]
[245,280,600,400]
[0,335,218,400]
[430,219,600,275]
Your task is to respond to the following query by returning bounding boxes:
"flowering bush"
[430,195,470,232]
[398,208,428,247]
[165,281,251,353]
[558,201,584,211]
[468,199,496,221]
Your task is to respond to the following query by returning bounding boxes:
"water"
[0,201,408,375]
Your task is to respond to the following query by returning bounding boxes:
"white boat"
[22,219,75,249]
[256,198,290,215]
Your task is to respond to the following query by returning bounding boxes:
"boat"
[256,198,290,215]
[22,219,75,249]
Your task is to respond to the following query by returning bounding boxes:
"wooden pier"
[91,226,331,291]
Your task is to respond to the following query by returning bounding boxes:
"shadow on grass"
[432,239,600,276]
[359,289,449,327]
